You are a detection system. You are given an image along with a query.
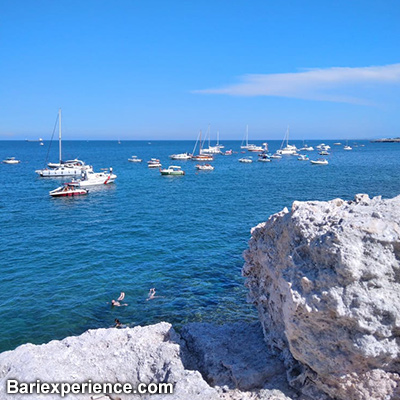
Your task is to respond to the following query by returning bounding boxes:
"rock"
[180,322,293,393]
[0,321,297,400]
[0,322,218,400]
[243,194,400,399]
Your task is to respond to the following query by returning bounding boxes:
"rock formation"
[243,194,400,399]
[0,321,296,400]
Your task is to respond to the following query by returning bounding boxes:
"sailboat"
[276,126,297,155]
[201,125,222,154]
[35,109,93,177]
[192,130,214,161]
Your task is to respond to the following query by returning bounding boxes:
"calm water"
[0,139,399,352]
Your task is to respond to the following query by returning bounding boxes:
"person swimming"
[111,299,128,307]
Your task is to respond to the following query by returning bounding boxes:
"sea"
[0,139,399,353]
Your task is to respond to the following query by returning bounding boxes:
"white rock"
[243,194,400,399]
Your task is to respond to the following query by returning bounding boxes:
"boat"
[319,150,330,155]
[222,149,233,156]
[297,154,309,161]
[200,126,222,154]
[196,164,214,170]
[299,144,314,151]
[270,153,282,159]
[49,184,88,197]
[239,157,253,163]
[276,127,297,155]
[128,156,143,162]
[247,143,267,152]
[69,168,117,187]
[3,157,20,164]
[258,152,271,162]
[333,142,342,145]
[36,110,93,177]
[344,145,352,151]
[191,130,214,161]
[310,158,328,165]
[160,165,185,175]
[240,125,257,149]
[169,152,192,160]
[148,158,162,168]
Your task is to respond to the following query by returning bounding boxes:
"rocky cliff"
[243,194,400,399]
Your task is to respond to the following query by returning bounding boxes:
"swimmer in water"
[111,299,128,307]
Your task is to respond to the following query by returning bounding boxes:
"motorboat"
[333,142,342,145]
[319,150,330,155]
[299,145,314,151]
[316,143,331,151]
[247,144,265,152]
[297,154,309,161]
[128,156,142,162]
[160,165,185,175]
[49,184,88,197]
[3,157,20,164]
[258,153,271,162]
[147,158,162,168]
[36,110,92,177]
[169,152,192,160]
[200,146,221,154]
[270,153,282,159]
[223,149,233,156]
[310,158,329,165]
[344,145,352,150]
[69,168,117,187]
[196,164,214,170]
[239,157,253,163]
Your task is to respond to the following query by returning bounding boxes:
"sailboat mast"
[246,125,249,147]
[58,108,62,164]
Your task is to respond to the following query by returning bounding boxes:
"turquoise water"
[1,139,399,352]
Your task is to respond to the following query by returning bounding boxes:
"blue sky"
[1,0,399,140]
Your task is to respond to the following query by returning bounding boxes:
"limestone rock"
[243,194,400,399]
[0,322,218,400]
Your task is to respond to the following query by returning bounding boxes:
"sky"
[1,0,400,140]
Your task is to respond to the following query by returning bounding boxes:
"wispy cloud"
[193,64,400,105]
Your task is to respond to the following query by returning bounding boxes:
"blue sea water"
[0,139,399,352]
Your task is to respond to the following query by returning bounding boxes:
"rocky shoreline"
[1,194,399,399]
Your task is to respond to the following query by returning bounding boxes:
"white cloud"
[193,64,400,104]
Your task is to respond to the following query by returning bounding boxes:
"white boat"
[128,156,142,162]
[47,159,88,169]
[316,143,331,151]
[297,154,309,161]
[240,125,257,149]
[276,127,297,155]
[169,152,192,160]
[36,110,93,177]
[200,126,223,154]
[299,144,314,151]
[319,150,330,155]
[258,152,271,162]
[196,163,214,170]
[49,184,88,197]
[148,158,162,168]
[310,158,328,165]
[70,168,117,187]
[270,153,282,159]
[344,145,352,151]
[333,142,342,145]
[239,157,253,163]
[191,130,214,161]
[223,149,233,156]
[160,165,185,175]
[3,157,20,164]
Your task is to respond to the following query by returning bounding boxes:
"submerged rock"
[243,194,400,399]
